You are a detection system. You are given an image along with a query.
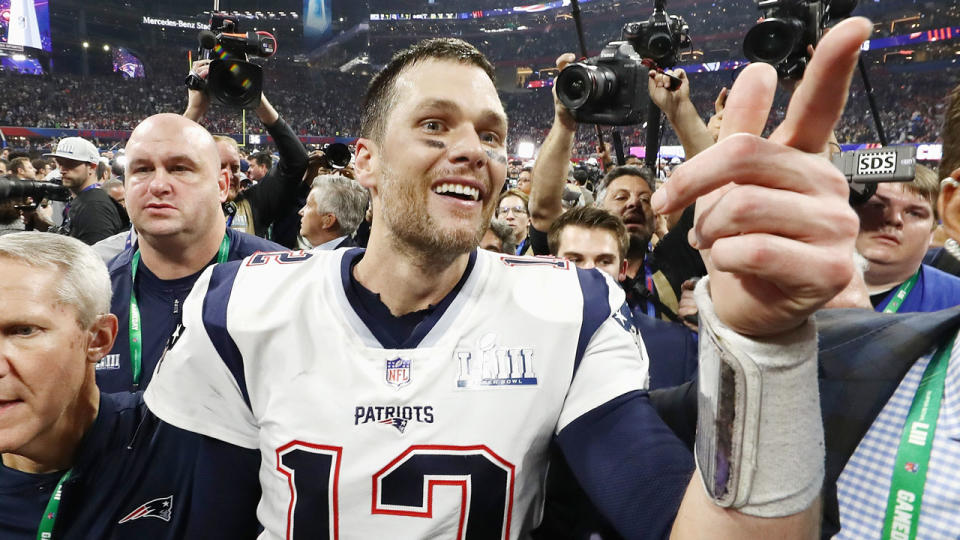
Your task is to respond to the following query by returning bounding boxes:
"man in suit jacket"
[650,305,960,538]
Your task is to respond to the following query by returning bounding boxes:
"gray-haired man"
[299,174,368,250]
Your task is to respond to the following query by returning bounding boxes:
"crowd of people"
[2,5,960,540]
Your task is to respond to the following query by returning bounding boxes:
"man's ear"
[322,213,338,232]
[86,314,118,365]
[939,171,960,241]
[353,138,378,192]
[216,167,230,203]
[617,259,629,282]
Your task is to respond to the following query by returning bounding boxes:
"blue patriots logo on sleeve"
[613,302,637,334]
[118,495,173,524]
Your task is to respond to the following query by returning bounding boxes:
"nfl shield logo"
[385,358,412,389]
[905,462,919,473]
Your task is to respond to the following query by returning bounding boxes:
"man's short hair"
[941,83,960,179]
[249,151,273,169]
[31,158,50,174]
[360,38,496,143]
[547,206,630,260]
[111,160,124,182]
[903,163,940,222]
[10,157,32,177]
[596,165,655,203]
[212,135,239,152]
[0,232,111,328]
[102,178,123,192]
[497,188,529,209]
[487,218,517,254]
[308,174,369,236]
[96,160,110,181]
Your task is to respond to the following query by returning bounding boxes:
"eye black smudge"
[485,150,507,165]
[423,140,446,149]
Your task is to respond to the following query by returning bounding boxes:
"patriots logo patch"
[118,495,173,524]
[379,417,409,433]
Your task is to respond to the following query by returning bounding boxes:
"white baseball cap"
[44,137,100,165]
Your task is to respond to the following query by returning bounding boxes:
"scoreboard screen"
[1,0,52,53]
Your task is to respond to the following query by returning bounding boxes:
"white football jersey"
[145,248,649,539]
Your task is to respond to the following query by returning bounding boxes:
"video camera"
[555,0,690,126]
[0,178,71,203]
[185,13,278,109]
[744,0,858,80]
[831,145,917,205]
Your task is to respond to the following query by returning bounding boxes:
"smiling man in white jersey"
[145,21,872,538]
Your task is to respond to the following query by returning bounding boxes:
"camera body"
[185,14,277,109]
[744,0,857,79]
[622,5,691,69]
[555,1,690,126]
[555,41,650,126]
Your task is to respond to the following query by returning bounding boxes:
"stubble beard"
[378,163,492,268]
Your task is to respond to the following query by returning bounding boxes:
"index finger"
[771,17,872,153]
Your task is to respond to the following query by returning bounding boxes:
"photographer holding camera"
[529,55,710,322]
[183,58,308,246]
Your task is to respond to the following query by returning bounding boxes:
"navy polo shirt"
[0,392,261,539]
[99,228,283,393]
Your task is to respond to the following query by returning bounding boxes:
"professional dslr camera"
[185,13,278,109]
[555,0,690,126]
[744,0,857,79]
[621,1,691,69]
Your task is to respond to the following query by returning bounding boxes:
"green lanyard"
[881,334,954,539]
[129,233,230,388]
[882,269,920,314]
[36,470,71,540]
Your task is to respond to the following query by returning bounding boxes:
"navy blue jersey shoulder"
[200,259,252,408]
[100,230,282,393]
[574,267,612,374]
[0,392,261,539]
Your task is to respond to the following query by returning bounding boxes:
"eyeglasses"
[497,205,527,216]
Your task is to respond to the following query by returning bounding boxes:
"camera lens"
[647,33,674,59]
[743,18,801,64]
[207,59,264,109]
[556,64,616,111]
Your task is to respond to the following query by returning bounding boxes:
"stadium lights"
[103,44,110,51]
[517,140,536,159]
[82,41,89,49]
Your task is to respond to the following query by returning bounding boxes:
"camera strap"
[881,333,954,540]
[128,233,230,389]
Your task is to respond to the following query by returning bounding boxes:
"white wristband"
[694,277,824,517]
